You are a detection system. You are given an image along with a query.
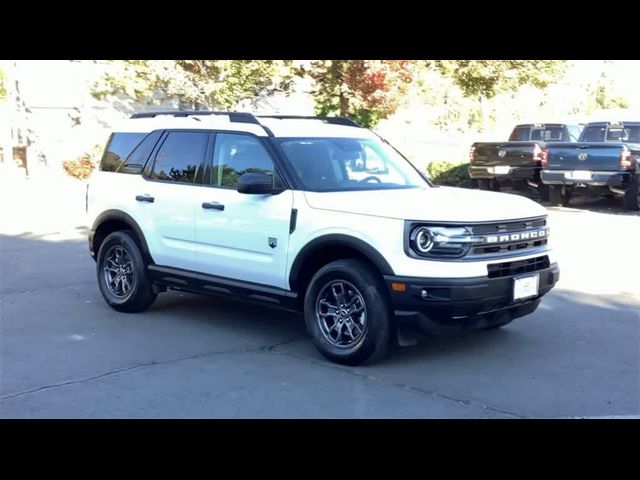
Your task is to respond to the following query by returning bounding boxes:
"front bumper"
[541,170,629,188]
[384,262,559,330]
[469,165,540,182]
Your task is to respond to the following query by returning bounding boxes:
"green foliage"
[427,161,472,188]
[92,60,295,110]
[436,60,566,99]
[0,68,6,100]
[300,60,416,127]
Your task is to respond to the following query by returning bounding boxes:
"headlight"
[409,226,477,258]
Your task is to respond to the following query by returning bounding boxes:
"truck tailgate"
[546,143,625,171]
[473,142,539,167]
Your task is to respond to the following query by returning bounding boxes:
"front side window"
[276,137,427,192]
[211,133,275,188]
[150,131,208,183]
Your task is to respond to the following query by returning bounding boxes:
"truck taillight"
[533,144,548,166]
[540,147,548,167]
[469,145,477,163]
[620,147,632,168]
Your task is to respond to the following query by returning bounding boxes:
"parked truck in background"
[541,121,640,210]
[469,123,583,201]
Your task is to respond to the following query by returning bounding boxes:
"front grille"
[469,217,548,258]
[473,239,547,255]
[472,218,546,235]
[487,255,550,279]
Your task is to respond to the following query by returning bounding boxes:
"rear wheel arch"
[91,210,153,264]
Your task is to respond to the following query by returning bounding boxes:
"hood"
[303,186,547,222]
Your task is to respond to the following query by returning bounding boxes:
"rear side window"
[509,127,529,141]
[150,131,208,183]
[100,132,146,172]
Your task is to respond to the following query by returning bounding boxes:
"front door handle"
[202,201,225,211]
[136,195,155,203]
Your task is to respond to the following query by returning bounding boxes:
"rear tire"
[304,259,391,366]
[478,179,498,191]
[96,230,157,313]
[622,177,640,211]
[538,183,550,202]
[549,185,570,206]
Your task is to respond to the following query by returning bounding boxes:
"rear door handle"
[136,195,154,203]
[202,201,225,211]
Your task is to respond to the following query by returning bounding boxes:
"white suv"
[87,111,559,365]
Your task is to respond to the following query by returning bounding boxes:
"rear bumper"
[384,262,559,330]
[469,165,540,182]
[541,170,630,188]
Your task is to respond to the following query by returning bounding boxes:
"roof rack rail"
[257,115,362,128]
[130,110,258,123]
[129,110,274,136]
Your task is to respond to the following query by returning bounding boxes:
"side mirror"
[237,172,280,194]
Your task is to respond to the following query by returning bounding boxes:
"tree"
[0,68,6,100]
[300,60,416,127]
[435,60,566,99]
[435,60,566,131]
[91,60,295,110]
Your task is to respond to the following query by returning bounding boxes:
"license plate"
[513,274,539,301]
[491,166,511,174]
[566,170,592,180]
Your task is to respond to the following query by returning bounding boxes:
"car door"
[138,130,210,271]
[193,132,294,289]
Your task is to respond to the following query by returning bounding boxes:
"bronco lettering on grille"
[485,228,548,244]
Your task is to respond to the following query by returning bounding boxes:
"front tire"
[304,259,391,366]
[96,230,157,313]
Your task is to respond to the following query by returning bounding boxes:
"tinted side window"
[151,131,208,183]
[509,127,530,141]
[211,133,274,188]
[100,132,146,172]
[117,130,162,174]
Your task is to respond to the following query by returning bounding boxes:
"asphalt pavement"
[0,180,638,418]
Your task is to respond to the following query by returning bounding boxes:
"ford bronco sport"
[87,111,560,365]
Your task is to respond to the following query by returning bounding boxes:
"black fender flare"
[288,234,395,291]
[89,209,154,263]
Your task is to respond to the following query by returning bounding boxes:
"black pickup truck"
[469,123,582,200]
[541,121,640,210]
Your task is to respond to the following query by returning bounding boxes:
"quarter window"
[100,132,146,172]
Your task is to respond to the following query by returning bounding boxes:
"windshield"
[275,137,428,192]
